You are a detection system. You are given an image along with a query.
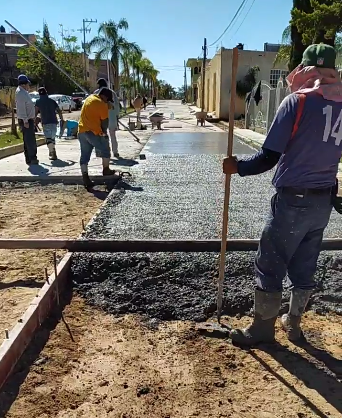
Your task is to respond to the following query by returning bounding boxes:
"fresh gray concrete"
[72,101,342,322]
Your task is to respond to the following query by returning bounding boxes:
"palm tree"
[275,24,342,69]
[274,26,291,68]
[88,19,142,91]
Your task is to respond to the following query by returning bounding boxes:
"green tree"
[88,19,142,91]
[17,23,88,94]
[156,80,176,99]
[292,0,341,45]
[289,0,339,70]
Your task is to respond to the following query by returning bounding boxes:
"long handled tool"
[216,47,239,323]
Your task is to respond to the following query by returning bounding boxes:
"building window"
[270,69,289,88]
[194,67,198,75]
[199,66,201,73]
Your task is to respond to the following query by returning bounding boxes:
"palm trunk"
[137,68,140,93]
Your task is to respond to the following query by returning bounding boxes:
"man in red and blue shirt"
[223,44,342,346]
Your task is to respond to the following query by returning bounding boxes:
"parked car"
[49,94,73,112]
[71,92,87,110]
[29,92,40,104]
[67,96,77,111]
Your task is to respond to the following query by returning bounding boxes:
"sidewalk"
[231,125,342,175]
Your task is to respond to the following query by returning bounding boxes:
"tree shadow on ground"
[253,342,342,417]
[0,286,74,416]
[294,337,342,380]
[0,278,42,290]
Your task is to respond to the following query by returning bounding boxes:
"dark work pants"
[18,119,37,163]
[255,189,333,292]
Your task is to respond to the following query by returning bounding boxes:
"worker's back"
[78,95,108,136]
[35,95,59,125]
[265,92,342,189]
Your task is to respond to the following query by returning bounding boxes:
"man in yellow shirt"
[78,88,116,189]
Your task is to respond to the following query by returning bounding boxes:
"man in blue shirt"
[223,44,342,346]
[35,87,63,160]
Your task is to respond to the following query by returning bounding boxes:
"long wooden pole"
[217,48,239,323]
[0,238,340,251]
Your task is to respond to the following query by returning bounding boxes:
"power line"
[230,0,257,40]
[208,0,248,47]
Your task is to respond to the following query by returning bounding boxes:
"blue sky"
[3,0,292,88]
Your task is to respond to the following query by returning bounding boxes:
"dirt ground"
[0,184,104,336]
[0,292,341,418]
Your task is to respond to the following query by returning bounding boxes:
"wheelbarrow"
[195,111,207,127]
[150,114,163,130]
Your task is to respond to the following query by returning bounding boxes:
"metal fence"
[245,79,289,135]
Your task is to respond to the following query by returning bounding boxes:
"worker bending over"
[78,87,116,190]
[223,44,342,346]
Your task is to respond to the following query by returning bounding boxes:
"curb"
[233,132,262,151]
[0,138,46,160]
[0,187,117,391]
[0,175,125,184]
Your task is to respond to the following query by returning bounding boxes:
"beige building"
[195,47,288,120]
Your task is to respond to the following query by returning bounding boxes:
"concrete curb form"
[0,187,117,391]
[0,253,72,390]
[0,138,46,160]
[233,132,262,151]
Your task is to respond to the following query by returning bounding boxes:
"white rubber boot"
[230,290,282,346]
[281,289,312,342]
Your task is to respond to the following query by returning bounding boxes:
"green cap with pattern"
[301,43,336,69]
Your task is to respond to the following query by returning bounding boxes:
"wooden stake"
[53,252,60,306]
[45,267,49,285]
[217,48,239,323]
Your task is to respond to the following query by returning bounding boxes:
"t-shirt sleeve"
[263,93,299,154]
[99,102,109,120]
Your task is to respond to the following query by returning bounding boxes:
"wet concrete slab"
[72,129,342,322]
[144,132,253,155]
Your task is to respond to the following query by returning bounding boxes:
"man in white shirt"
[15,74,38,165]
[94,78,120,158]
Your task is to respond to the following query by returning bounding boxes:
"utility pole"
[201,38,207,112]
[78,18,97,81]
[183,60,187,101]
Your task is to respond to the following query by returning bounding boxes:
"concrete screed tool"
[196,47,239,338]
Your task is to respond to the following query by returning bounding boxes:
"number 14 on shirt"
[323,105,342,146]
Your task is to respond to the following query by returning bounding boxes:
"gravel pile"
[71,150,342,321]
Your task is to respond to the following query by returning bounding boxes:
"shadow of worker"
[252,342,342,418]
[27,163,49,176]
